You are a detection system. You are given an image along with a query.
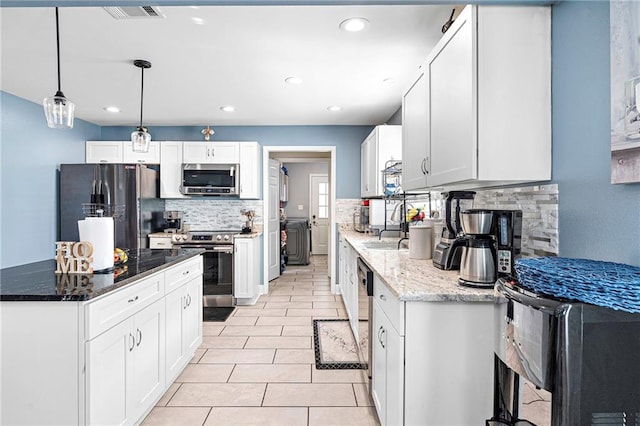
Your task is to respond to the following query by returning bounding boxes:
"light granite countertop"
[340,229,497,303]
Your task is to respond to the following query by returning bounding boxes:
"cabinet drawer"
[373,275,405,335]
[149,237,173,249]
[85,273,164,340]
[165,256,203,294]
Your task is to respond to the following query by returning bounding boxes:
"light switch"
[297,205,304,210]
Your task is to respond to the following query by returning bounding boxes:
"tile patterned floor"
[143,255,381,426]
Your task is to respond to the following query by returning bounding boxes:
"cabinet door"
[183,142,239,164]
[239,142,260,199]
[160,142,187,198]
[184,276,203,354]
[165,286,187,382]
[130,299,165,421]
[402,72,430,191]
[234,239,252,298]
[86,317,133,426]
[427,7,477,186]
[371,299,387,425]
[360,137,371,197]
[182,143,210,163]
[86,141,124,164]
[123,141,161,164]
[386,321,404,426]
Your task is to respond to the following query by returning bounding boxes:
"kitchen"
[1,1,640,426]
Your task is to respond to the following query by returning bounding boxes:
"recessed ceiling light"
[220,106,235,112]
[383,78,395,84]
[192,17,204,25]
[285,77,303,85]
[327,106,342,112]
[339,17,369,33]
[103,106,120,113]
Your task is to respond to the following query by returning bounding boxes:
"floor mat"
[313,319,366,370]
[203,307,235,322]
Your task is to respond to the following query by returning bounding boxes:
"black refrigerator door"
[59,164,96,242]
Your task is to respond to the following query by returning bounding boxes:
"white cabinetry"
[360,126,402,198]
[86,141,124,163]
[123,142,161,164]
[86,141,160,164]
[239,142,260,199]
[403,5,551,191]
[0,256,203,426]
[371,276,404,426]
[183,142,239,164]
[164,257,203,382]
[86,298,165,425]
[338,235,359,340]
[160,141,187,198]
[234,236,261,303]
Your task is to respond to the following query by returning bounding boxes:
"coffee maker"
[163,210,183,233]
[432,191,476,270]
[457,209,522,287]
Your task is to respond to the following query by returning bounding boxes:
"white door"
[268,159,280,281]
[309,174,329,255]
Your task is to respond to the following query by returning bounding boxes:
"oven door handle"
[496,279,564,314]
[178,244,233,253]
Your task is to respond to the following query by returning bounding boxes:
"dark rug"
[203,307,235,322]
[313,319,366,370]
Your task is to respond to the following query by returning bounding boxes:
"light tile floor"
[143,255,381,426]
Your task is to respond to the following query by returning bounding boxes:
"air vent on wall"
[103,6,165,19]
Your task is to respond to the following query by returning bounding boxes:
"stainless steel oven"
[357,257,374,393]
[173,231,237,307]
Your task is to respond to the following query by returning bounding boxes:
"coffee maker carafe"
[432,191,476,270]
[457,209,522,287]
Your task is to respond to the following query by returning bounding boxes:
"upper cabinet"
[239,142,260,199]
[86,141,160,164]
[360,126,402,198]
[160,142,187,199]
[402,5,551,191]
[182,142,239,164]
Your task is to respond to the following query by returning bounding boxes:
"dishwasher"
[356,257,374,393]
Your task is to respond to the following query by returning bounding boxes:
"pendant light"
[131,59,152,153]
[43,7,75,129]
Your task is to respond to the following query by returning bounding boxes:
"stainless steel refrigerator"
[58,164,165,249]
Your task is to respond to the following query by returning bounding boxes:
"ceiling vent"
[103,6,165,20]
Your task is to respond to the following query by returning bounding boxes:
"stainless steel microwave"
[180,163,239,196]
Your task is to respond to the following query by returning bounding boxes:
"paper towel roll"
[409,226,433,260]
[78,217,114,271]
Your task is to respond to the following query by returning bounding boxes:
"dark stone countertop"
[0,248,204,302]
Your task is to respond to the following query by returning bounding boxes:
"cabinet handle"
[425,156,429,175]
[128,295,139,303]
[211,148,215,157]
[183,296,188,310]
[129,333,135,352]
[380,328,386,348]
[187,294,191,307]
[182,270,190,276]
[379,294,386,301]
[100,160,108,163]
[136,328,142,347]
[138,160,145,163]
[420,158,426,175]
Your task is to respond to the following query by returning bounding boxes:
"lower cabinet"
[371,274,495,426]
[372,290,405,426]
[165,275,203,383]
[86,298,165,425]
[338,235,359,341]
[234,236,261,303]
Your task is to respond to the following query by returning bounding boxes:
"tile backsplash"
[472,184,558,257]
[165,199,263,231]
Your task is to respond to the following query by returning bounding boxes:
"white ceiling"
[1,5,453,126]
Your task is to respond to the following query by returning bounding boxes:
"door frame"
[308,173,329,255]
[262,146,337,295]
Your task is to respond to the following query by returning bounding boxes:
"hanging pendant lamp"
[43,7,75,129]
[131,59,152,153]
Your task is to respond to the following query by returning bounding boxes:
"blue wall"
[1,91,100,268]
[101,125,371,199]
[552,1,640,266]
[2,1,640,268]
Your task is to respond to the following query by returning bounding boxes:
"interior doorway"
[262,146,336,295]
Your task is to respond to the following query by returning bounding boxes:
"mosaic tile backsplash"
[471,184,558,257]
[165,199,264,231]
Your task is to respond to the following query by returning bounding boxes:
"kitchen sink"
[358,241,406,250]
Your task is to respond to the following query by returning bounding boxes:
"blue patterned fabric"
[514,257,640,313]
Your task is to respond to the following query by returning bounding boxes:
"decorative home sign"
[55,241,94,274]
[611,1,640,183]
